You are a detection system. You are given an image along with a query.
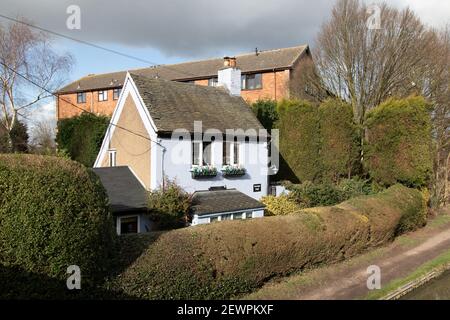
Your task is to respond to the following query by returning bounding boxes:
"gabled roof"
[56,45,308,93]
[191,188,265,216]
[129,73,265,135]
[93,166,147,214]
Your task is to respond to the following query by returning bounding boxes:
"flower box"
[221,165,246,177]
[190,165,217,178]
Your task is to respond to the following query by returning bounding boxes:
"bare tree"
[314,0,433,126]
[422,28,450,207]
[29,119,56,155]
[0,20,72,151]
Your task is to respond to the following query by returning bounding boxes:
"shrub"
[261,195,302,216]
[147,180,192,229]
[287,181,346,208]
[251,99,278,131]
[318,99,359,182]
[56,112,109,167]
[0,154,117,288]
[364,96,433,188]
[276,99,321,182]
[110,185,425,299]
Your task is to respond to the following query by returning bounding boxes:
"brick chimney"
[218,56,241,96]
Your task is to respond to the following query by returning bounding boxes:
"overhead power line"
[0,13,201,79]
[0,61,164,147]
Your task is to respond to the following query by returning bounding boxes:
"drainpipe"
[160,139,167,191]
[273,68,277,100]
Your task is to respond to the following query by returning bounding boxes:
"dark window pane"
[192,142,200,165]
[120,216,138,234]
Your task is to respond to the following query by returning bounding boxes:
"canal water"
[401,270,450,300]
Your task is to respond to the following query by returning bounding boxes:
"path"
[245,209,450,300]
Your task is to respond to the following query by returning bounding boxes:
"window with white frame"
[98,90,108,101]
[192,141,213,166]
[223,140,240,165]
[208,77,218,87]
[245,212,253,219]
[241,73,262,90]
[108,149,116,167]
[113,88,121,100]
[221,214,232,221]
[234,212,244,220]
[77,92,86,103]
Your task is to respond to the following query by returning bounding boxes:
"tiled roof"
[93,166,147,213]
[56,45,308,93]
[130,73,265,135]
[191,188,265,216]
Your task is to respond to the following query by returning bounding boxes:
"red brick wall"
[57,69,296,120]
[57,89,119,120]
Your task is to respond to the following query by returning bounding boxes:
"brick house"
[55,44,313,120]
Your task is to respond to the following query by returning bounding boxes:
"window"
[241,73,262,90]
[192,141,213,166]
[113,88,121,100]
[210,216,219,223]
[222,214,232,221]
[119,216,138,234]
[192,142,201,165]
[108,149,116,167]
[98,90,108,101]
[223,140,239,165]
[234,212,243,220]
[245,212,253,219]
[77,92,86,103]
[208,77,218,87]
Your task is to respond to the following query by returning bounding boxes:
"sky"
[0,0,448,132]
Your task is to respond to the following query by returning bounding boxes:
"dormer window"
[108,149,116,167]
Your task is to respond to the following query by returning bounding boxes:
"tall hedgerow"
[56,112,109,167]
[318,99,360,182]
[0,154,117,286]
[251,99,278,131]
[364,96,433,187]
[276,99,321,182]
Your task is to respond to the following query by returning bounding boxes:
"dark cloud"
[0,0,332,57]
[0,0,447,58]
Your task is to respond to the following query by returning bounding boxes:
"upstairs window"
[77,92,86,103]
[241,73,262,90]
[113,88,121,100]
[98,90,108,101]
[208,77,218,87]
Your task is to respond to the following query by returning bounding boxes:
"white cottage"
[94,62,269,233]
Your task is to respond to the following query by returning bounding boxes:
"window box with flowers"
[190,165,218,179]
[221,165,246,177]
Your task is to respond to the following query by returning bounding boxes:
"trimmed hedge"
[0,154,117,288]
[110,184,426,299]
[56,112,109,167]
[251,99,279,131]
[276,99,321,181]
[318,99,359,181]
[365,96,433,187]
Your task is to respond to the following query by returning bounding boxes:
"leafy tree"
[0,118,28,153]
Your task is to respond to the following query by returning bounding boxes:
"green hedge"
[0,154,117,289]
[251,99,278,131]
[56,112,109,167]
[318,99,359,181]
[276,99,321,181]
[365,96,433,187]
[110,184,425,299]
